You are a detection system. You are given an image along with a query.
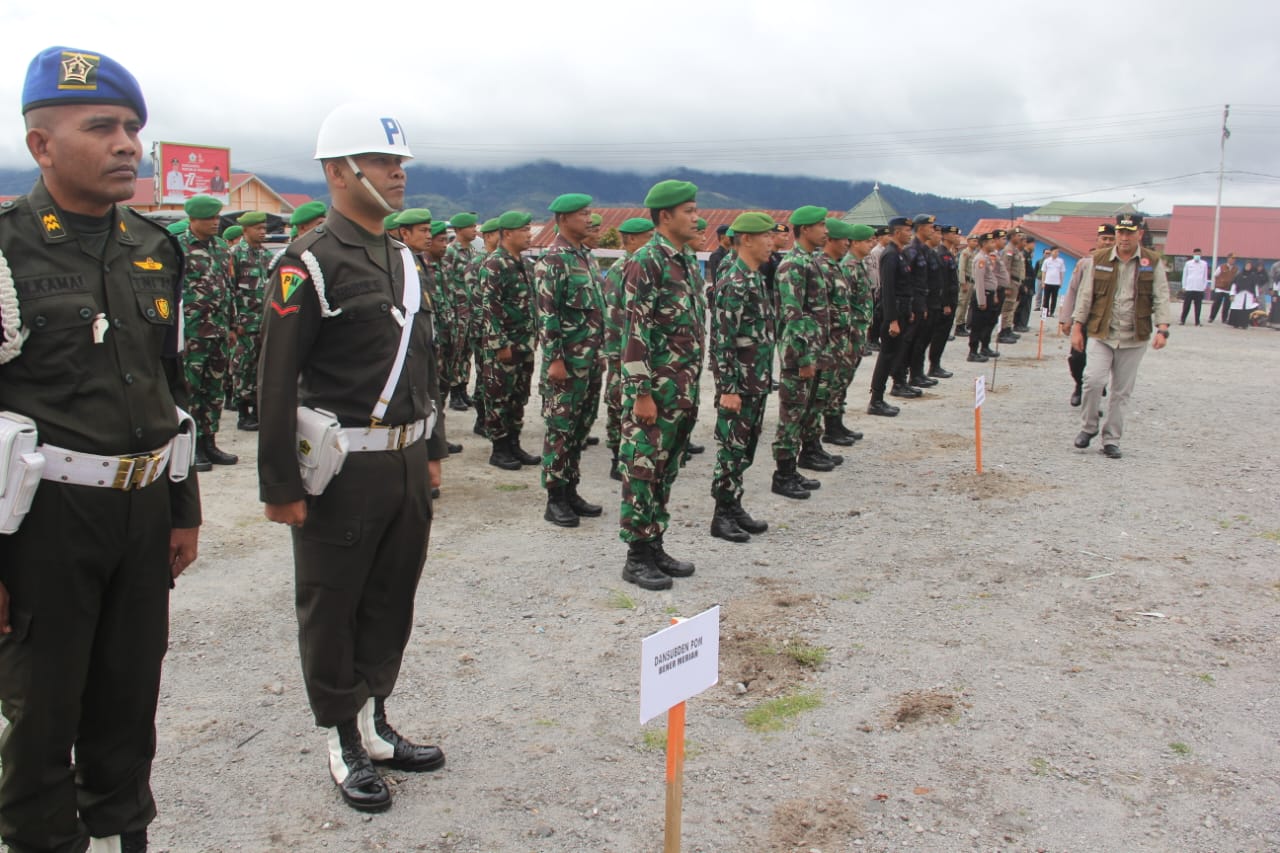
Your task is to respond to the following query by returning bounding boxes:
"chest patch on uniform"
[15,274,87,297]
[278,266,307,302]
[328,279,382,301]
[1096,265,1113,272]
[154,297,171,320]
[133,257,164,271]
[130,273,171,292]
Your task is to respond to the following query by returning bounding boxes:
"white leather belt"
[341,418,428,452]
[39,443,172,491]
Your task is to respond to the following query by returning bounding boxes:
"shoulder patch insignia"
[154,297,171,320]
[133,257,163,271]
[278,265,307,302]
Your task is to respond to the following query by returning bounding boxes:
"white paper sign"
[640,606,720,724]
[974,375,986,409]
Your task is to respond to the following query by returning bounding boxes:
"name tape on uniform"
[639,605,720,724]
[975,375,986,409]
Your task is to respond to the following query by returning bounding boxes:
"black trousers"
[1180,291,1204,324]
[908,310,934,379]
[968,292,1002,351]
[869,322,901,400]
[1015,284,1034,328]
[929,307,955,367]
[892,314,922,384]
[0,481,172,853]
[292,439,431,728]
[1042,285,1060,316]
[1208,290,1231,322]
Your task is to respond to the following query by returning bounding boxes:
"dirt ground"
[138,319,1278,852]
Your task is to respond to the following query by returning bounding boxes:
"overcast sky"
[3,0,1278,213]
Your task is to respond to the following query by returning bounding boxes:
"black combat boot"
[652,535,695,576]
[710,500,750,542]
[867,397,900,417]
[192,441,213,473]
[823,415,855,446]
[685,441,705,455]
[796,471,821,490]
[357,697,445,772]
[609,449,623,481]
[473,406,486,437]
[1070,381,1082,407]
[449,384,468,411]
[566,479,602,517]
[326,719,391,813]
[797,440,834,472]
[928,363,953,379]
[731,498,768,534]
[622,540,672,590]
[489,436,521,470]
[771,459,810,500]
[544,486,580,527]
[201,436,238,465]
[459,386,473,407]
[890,381,922,398]
[447,441,463,454]
[510,432,540,466]
[980,346,1001,358]
[236,401,258,431]
[909,373,938,388]
[808,439,843,466]
[967,350,988,363]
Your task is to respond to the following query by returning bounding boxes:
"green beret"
[450,212,478,229]
[643,179,697,209]
[184,195,222,218]
[289,226,298,239]
[497,210,533,230]
[383,213,401,230]
[825,219,855,240]
[478,217,502,234]
[548,193,592,214]
[696,218,707,230]
[166,220,188,235]
[430,221,449,237]
[222,225,244,241]
[729,212,775,235]
[289,201,326,226]
[788,205,828,226]
[850,223,876,241]
[589,213,603,227]
[619,217,655,235]
[395,208,433,227]
[725,228,735,238]
[236,211,267,226]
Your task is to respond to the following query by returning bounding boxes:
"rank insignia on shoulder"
[38,207,66,238]
[271,300,300,317]
[279,265,307,302]
[134,257,164,271]
[154,297,171,320]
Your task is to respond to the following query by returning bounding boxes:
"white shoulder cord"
[0,247,25,365]
[300,250,343,318]
[370,245,421,424]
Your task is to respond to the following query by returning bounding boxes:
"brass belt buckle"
[113,456,139,490]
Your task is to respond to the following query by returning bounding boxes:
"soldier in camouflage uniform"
[479,211,539,469]
[230,211,271,431]
[709,212,777,543]
[814,218,858,449]
[178,194,238,469]
[444,212,478,409]
[824,223,877,443]
[534,194,605,527]
[603,218,655,481]
[770,205,833,497]
[618,180,704,591]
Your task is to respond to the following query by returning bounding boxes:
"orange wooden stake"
[1036,315,1045,360]
[663,700,686,853]
[975,405,984,474]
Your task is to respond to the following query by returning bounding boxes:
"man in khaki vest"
[1069,214,1171,458]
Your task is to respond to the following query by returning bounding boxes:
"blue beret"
[22,47,147,126]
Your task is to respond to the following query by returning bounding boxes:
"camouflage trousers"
[618,404,696,543]
[184,334,230,437]
[711,393,767,503]
[482,355,533,439]
[604,359,622,451]
[445,321,470,388]
[771,368,820,461]
[822,330,863,419]
[232,327,261,406]
[540,362,603,489]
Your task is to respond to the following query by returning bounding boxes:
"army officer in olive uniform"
[257,104,446,813]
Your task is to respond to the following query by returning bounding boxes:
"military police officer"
[257,104,447,813]
[0,46,202,853]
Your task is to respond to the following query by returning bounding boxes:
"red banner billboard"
[153,142,231,205]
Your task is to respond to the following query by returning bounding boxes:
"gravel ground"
[139,319,1279,852]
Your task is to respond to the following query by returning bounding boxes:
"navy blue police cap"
[22,47,147,126]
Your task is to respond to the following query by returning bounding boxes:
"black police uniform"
[908,243,944,383]
[894,236,931,387]
[868,240,910,406]
[0,180,201,853]
[929,244,959,372]
[256,209,446,729]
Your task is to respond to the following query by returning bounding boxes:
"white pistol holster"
[169,406,197,482]
[0,412,45,535]
[296,407,349,496]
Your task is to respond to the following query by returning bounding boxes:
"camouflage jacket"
[444,241,474,326]
[602,251,631,363]
[479,246,534,356]
[841,254,874,334]
[711,255,775,395]
[423,254,453,332]
[177,230,234,338]
[231,240,271,332]
[621,232,704,409]
[818,252,853,344]
[464,249,486,339]
[535,234,603,371]
[775,245,830,371]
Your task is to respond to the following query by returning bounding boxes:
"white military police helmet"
[314,103,414,160]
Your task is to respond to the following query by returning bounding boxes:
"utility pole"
[1210,104,1230,279]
